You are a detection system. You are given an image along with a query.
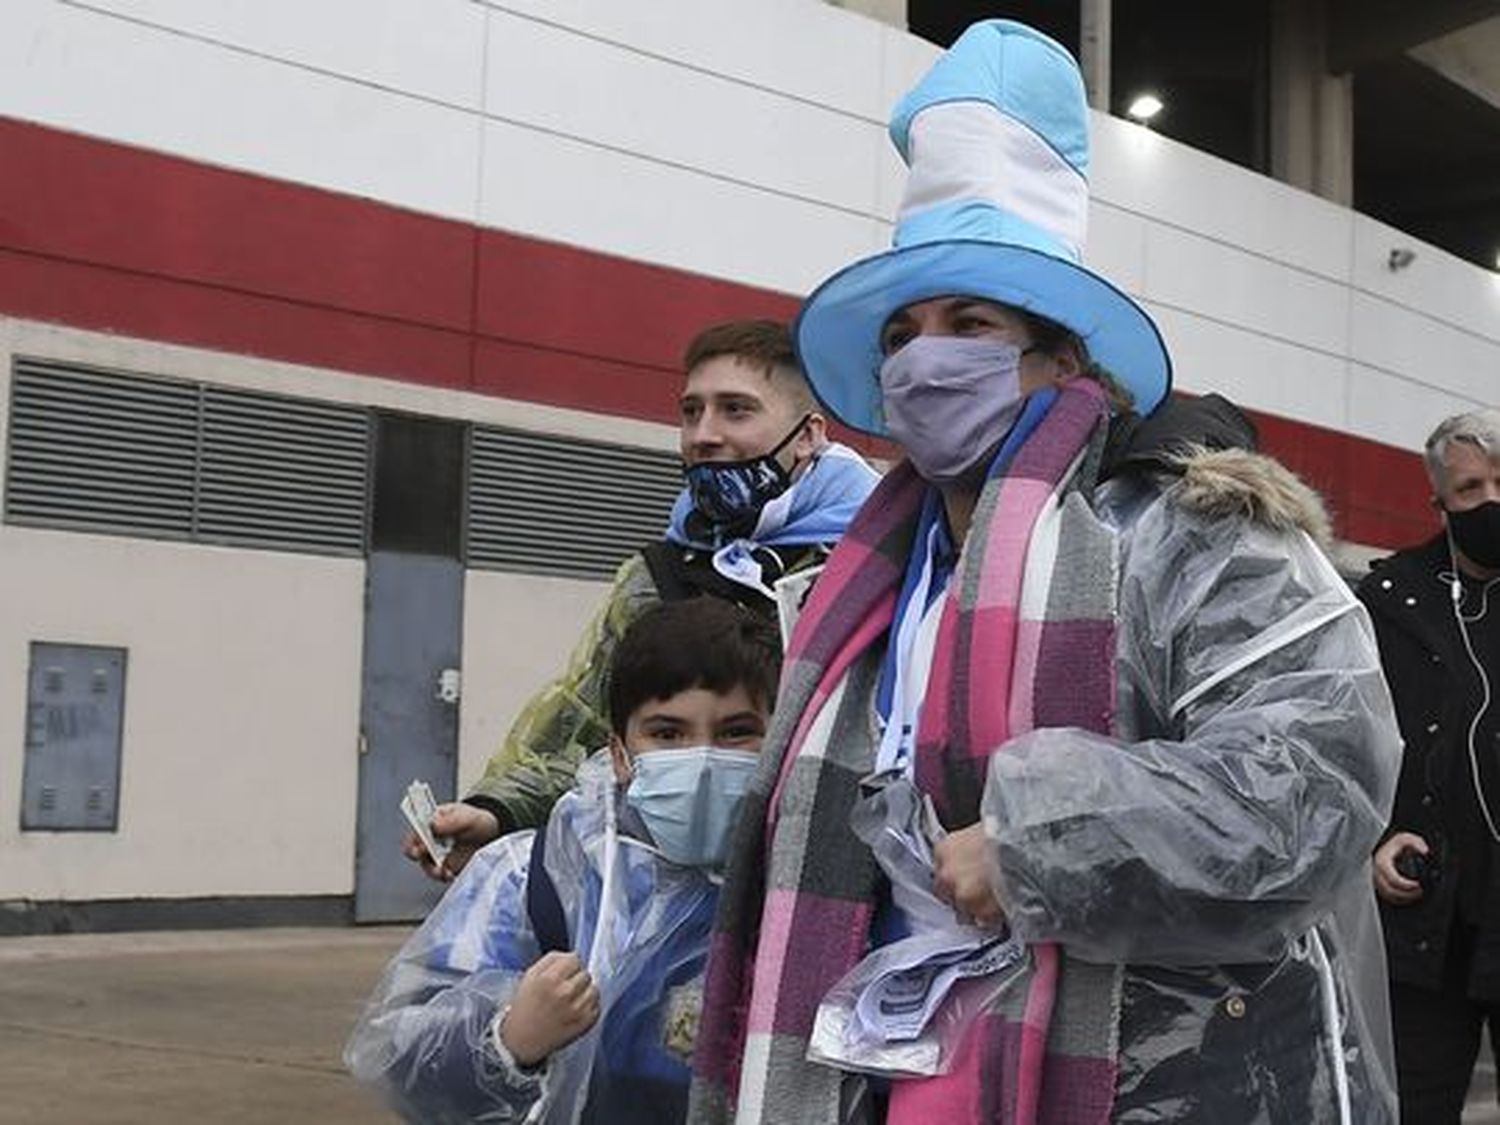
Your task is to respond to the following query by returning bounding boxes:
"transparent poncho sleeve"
[344,832,549,1123]
[980,495,1402,964]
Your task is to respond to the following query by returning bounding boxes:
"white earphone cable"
[1444,536,1500,844]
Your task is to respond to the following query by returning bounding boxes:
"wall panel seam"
[476,2,884,126]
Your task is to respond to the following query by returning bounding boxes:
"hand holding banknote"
[399,781,500,883]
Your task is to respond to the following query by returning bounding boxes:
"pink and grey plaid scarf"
[688,379,1122,1125]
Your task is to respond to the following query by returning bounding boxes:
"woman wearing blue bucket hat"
[688,20,1402,1125]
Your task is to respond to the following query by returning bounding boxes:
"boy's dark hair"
[607,597,782,737]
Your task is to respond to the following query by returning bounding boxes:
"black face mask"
[1446,501,1500,570]
[683,414,810,535]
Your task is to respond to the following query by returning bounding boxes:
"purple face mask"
[878,335,1027,484]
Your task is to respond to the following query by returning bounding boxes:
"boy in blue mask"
[347,597,781,1125]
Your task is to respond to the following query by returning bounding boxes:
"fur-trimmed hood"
[1168,446,1333,547]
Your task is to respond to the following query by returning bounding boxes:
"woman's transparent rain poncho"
[978,480,1402,1121]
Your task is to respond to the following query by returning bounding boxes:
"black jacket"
[1101,391,1259,481]
[1358,536,1500,997]
[639,539,824,612]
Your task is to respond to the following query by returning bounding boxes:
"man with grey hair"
[1360,407,1500,1123]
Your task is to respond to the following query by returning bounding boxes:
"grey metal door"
[354,551,464,921]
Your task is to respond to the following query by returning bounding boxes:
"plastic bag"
[807,774,1025,1077]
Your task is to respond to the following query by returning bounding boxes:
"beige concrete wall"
[0,526,364,899]
[457,571,611,790]
[0,507,615,903]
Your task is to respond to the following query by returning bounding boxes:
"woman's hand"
[933,823,1007,929]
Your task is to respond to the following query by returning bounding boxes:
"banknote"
[400,779,452,867]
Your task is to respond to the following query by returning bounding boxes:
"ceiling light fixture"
[1126,93,1163,123]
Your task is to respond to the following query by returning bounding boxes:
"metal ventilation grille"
[6,359,369,556]
[6,361,197,536]
[197,386,368,553]
[468,426,682,579]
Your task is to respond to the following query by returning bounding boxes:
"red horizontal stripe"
[0,115,1437,549]
[0,116,475,331]
[472,338,681,425]
[0,246,473,389]
[477,231,799,373]
[1252,410,1438,547]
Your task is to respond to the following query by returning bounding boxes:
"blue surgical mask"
[684,415,810,535]
[625,746,759,869]
[879,336,1027,484]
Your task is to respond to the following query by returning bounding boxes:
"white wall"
[1088,120,1500,450]
[6,0,1494,453]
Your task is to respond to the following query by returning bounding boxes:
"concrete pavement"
[0,927,410,1125]
[2,924,1498,1123]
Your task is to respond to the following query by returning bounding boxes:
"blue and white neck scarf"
[664,442,880,598]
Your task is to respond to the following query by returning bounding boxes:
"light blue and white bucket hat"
[794,19,1172,437]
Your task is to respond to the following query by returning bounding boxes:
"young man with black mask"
[402,320,879,880]
[1362,408,1500,1124]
